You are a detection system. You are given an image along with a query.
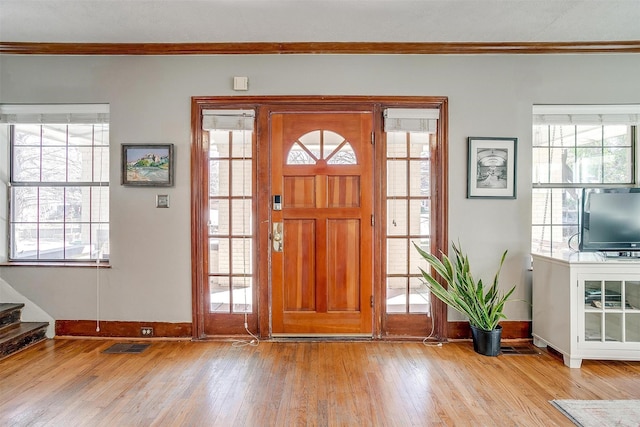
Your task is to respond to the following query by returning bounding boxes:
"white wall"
[1,53,639,324]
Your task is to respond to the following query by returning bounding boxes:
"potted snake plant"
[414,241,516,356]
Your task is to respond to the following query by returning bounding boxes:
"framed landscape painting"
[122,144,174,187]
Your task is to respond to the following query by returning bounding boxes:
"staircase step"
[0,303,25,312]
[0,321,48,360]
[0,303,25,330]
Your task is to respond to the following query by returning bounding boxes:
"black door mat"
[500,345,541,355]
[103,343,150,354]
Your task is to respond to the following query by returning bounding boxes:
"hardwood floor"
[1,339,639,426]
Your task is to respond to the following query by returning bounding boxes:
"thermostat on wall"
[233,76,249,91]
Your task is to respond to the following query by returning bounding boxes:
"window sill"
[0,261,111,268]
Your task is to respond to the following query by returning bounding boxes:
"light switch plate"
[156,194,169,208]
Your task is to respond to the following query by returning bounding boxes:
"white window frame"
[532,104,639,255]
[1,104,110,262]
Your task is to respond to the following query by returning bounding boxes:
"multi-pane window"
[385,131,433,313]
[532,105,638,254]
[205,111,254,313]
[3,105,110,261]
[383,108,438,315]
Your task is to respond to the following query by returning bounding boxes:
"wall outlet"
[141,327,154,337]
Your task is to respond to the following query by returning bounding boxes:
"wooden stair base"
[0,303,48,360]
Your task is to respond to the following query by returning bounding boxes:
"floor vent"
[103,343,150,354]
[500,346,541,355]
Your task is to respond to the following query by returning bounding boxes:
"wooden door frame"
[191,96,449,340]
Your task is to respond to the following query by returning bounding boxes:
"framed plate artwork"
[467,137,517,199]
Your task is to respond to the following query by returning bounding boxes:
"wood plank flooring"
[1,338,639,426]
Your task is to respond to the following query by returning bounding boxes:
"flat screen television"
[580,187,640,253]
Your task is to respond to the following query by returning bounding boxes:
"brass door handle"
[273,222,283,252]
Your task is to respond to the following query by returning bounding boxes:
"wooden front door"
[270,111,374,335]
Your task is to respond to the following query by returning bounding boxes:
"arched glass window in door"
[287,130,357,165]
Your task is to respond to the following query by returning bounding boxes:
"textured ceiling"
[1,0,640,44]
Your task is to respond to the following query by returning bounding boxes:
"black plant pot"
[470,325,502,356]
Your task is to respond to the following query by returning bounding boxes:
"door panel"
[271,111,374,335]
[284,176,315,207]
[283,219,316,311]
[327,176,360,207]
[326,218,360,311]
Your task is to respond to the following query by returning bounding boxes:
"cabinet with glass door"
[581,278,640,345]
[532,252,640,368]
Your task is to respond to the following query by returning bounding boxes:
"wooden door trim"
[190,99,206,339]
[191,96,449,340]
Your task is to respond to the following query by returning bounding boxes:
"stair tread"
[0,303,25,314]
[0,322,48,341]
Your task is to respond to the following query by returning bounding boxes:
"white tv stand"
[532,252,640,368]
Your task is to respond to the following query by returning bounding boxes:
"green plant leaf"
[412,241,516,331]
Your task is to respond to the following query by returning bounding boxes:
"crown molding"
[1,41,640,55]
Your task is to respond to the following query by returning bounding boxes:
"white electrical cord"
[422,300,443,347]
[95,123,106,332]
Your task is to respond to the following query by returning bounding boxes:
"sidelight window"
[204,110,255,313]
[383,108,438,314]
